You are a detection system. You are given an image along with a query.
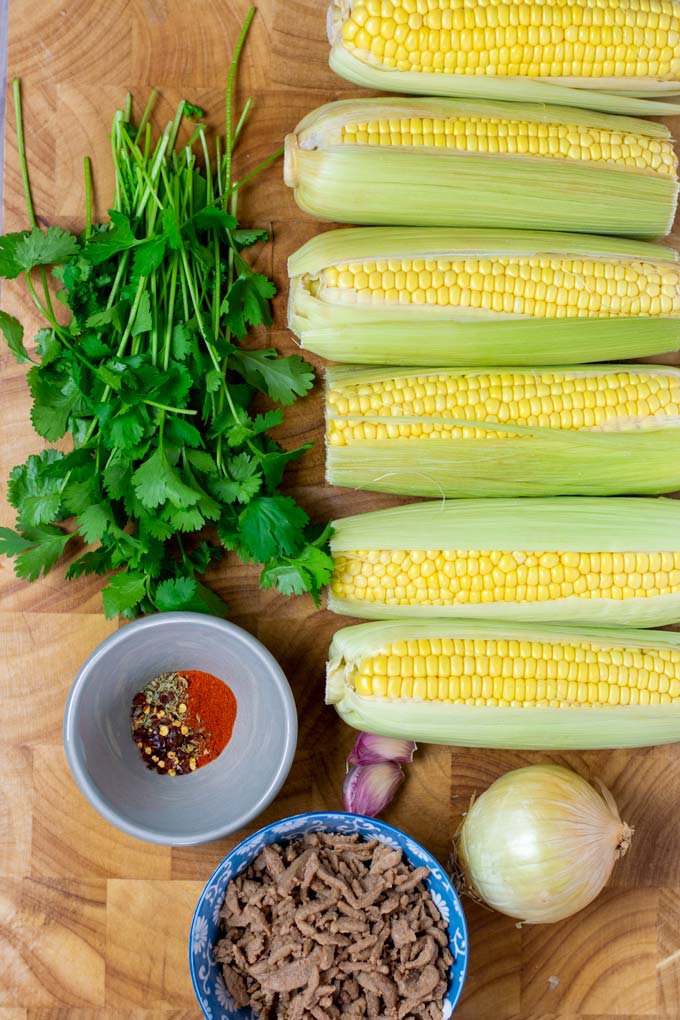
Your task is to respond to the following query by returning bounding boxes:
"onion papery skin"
[456,764,631,924]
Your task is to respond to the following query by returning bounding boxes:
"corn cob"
[325,364,680,497]
[284,98,679,236]
[328,0,680,116]
[326,620,680,748]
[329,497,680,627]
[289,227,680,365]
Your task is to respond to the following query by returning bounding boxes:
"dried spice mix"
[130,670,237,776]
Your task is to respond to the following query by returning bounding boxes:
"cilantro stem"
[179,246,219,369]
[212,228,221,343]
[122,277,147,350]
[224,6,256,198]
[135,89,158,144]
[13,79,37,228]
[111,109,124,210]
[84,157,93,238]
[23,274,66,344]
[216,189,239,473]
[228,147,283,196]
[215,135,224,198]
[106,250,130,310]
[121,126,164,212]
[167,101,186,156]
[163,256,179,372]
[134,126,170,220]
[233,97,253,147]
[145,399,197,415]
[199,128,213,204]
[13,79,58,319]
[150,269,159,366]
[179,268,190,321]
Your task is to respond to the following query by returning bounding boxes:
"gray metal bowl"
[63,612,298,845]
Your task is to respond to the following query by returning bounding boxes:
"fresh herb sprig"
[0,8,333,618]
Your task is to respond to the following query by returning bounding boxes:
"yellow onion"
[455,764,632,924]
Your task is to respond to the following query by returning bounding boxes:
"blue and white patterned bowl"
[189,811,468,1020]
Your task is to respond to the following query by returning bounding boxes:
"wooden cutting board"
[2,1,680,1017]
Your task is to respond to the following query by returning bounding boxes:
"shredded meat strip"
[214,833,454,1019]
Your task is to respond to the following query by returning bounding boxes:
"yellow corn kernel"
[340,0,680,83]
[319,256,680,320]
[353,637,680,707]
[331,547,680,608]
[342,115,677,179]
[327,367,680,444]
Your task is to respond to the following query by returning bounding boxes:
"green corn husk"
[300,319,680,366]
[328,0,680,116]
[328,496,680,626]
[288,227,680,365]
[325,364,680,498]
[284,98,679,236]
[326,619,680,749]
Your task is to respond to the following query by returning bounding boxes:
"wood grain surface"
[2,2,680,1017]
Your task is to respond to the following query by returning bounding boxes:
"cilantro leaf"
[0,527,34,557]
[79,333,111,360]
[232,228,268,251]
[171,323,193,361]
[0,310,32,364]
[260,531,334,605]
[185,541,220,574]
[39,447,94,479]
[131,292,153,335]
[8,451,66,528]
[259,441,309,492]
[14,226,79,269]
[153,575,228,616]
[76,502,116,544]
[101,572,148,618]
[218,408,285,449]
[83,211,138,265]
[162,505,205,532]
[230,348,315,405]
[102,457,131,500]
[106,411,146,450]
[132,444,200,510]
[222,272,276,339]
[183,101,206,120]
[34,328,61,366]
[205,368,222,393]
[28,370,87,441]
[165,417,203,449]
[10,525,72,581]
[161,206,183,251]
[208,451,262,505]
[0,232,26,279]
[153,576,198,611]
[132,235,167,278]
[66,547,114,579]
[86,307,116,328]
[138,513,175,541]
[63,478,98,515]
[186,450,218,475]
[239,495,309,562]
[191,208,238,232]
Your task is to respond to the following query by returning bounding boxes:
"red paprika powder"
[184,670,237,767]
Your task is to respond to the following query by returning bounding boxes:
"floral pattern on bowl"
[189,811,469,1020]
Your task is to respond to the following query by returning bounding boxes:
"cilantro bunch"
[0,9,333,618]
